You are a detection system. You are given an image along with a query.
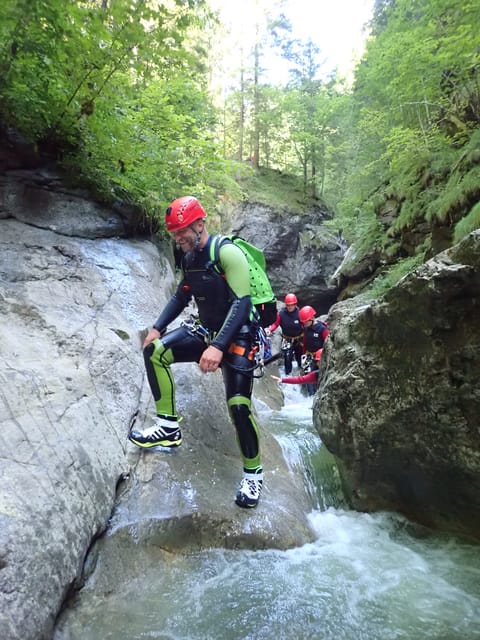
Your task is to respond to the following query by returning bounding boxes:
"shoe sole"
[235,496,259,508]
[128,436,182,449]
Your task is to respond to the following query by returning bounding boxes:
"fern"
[453,202,480,243]
[361,254,425,300]
[427,165,480,223]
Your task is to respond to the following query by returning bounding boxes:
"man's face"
[173,221,201,252]
[286,303,296,312]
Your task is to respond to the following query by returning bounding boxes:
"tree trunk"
[252,35,260,168]
[238,61,245,162]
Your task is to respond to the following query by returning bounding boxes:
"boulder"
[313,230,480,540]
[229,201,344,314]
[0,169,127,238]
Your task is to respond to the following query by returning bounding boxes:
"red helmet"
[165,196,206,232]
[299,305,316,324]
[315,348,323,361]
[284,293,297,305]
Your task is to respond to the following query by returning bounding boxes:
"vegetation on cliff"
[0,0,478,291]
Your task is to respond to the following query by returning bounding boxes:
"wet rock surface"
[314,231,480,540]
[0,173,315,640]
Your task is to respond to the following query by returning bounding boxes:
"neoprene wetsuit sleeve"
[211,296,252,352]
[282,369,319,385]
[152,287,190,333]
[210,242,252,352]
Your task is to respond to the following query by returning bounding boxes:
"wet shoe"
[128,417,182,449]
[235,474,263,508]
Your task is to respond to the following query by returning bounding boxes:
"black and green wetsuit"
[144,235,262,475]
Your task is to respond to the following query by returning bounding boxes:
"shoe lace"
[147,420,178,439]
[241,477,262,498]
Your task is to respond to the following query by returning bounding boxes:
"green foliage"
[0,0,231,225]
[235,166,312,211]
[333,0,480,280]
[424,129,480,226]
[1,0,188,141]
[453,202,480,243]
[360,254,425,300]
[218,25,345,202]
[427,165,480,224]
[63,72,229,217]
[0,0,478,260]
[351,213,384,262]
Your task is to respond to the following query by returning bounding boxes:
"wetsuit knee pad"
[143,340,172,367]
[227,398,260,463]
[143,342,155,361]
[228,401,251,427]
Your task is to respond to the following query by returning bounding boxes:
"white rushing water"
[55,384,480,640]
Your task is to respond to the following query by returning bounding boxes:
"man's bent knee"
[229,401,251,426]
[143,342,155,362]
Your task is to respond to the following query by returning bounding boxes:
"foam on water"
[55,387,480,640]
[59,508,480,640]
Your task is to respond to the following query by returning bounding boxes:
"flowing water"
[55,385,480,640]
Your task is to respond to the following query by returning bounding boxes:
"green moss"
[384,241,402,258]
[235,166,318,212]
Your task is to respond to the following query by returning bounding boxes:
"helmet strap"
[191,220,203,248]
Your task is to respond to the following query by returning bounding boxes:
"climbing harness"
[301,353,314,374]
[224,325,271,379]
[180,315,211,342]
[181,316,270,378]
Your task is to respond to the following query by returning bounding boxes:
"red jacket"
[281,369,319,385]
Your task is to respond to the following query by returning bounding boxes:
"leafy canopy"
[0,0,237,221]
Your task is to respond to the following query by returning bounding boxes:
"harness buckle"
[181,316,210,342]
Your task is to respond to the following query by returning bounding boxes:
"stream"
[54,385,480,640]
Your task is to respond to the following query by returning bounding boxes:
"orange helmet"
[165,196,206,232]
[299,305,316,324]
[284,293,297,305]
[315,348,323,361]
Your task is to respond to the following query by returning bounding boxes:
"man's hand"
[270,375,281,382]
[199,345,223,373]
[143,328,162,348]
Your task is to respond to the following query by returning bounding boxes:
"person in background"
[266,293,303,373]
[298,305,329,356]
[128,196,263,509]
[298,305,329,395]
[271,349,323,386]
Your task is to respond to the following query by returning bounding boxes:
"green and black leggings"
[143,324,262,474]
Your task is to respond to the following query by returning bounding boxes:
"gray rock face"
[313,230,480,540]
[0,170,127,237]
[0,173,316,640]
[230,202,344,314]
[0,218,172,640]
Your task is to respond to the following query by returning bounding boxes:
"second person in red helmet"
[298,305,329,356]
[298,305,329,395]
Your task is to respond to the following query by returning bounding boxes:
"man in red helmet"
[266,293,303,374]
[298,305,329,396]
[128,196,263,508]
